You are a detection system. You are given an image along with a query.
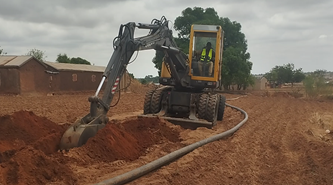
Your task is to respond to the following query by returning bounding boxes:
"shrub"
[303,74,333,98]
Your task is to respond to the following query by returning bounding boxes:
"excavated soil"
[0,111,75,185]
[0,89,333,185]
[67,117,182,165]
[0,110,182,185]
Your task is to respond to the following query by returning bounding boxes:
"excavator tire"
[197,93,209,120]
[205,94,219,126]
[197,93,219,126]
[217,95,226,121]
[143,89,155,114]
[150,88,164,114]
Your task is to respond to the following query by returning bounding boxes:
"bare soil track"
[0,90,332,185]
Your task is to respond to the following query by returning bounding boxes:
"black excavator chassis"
[140,86,226,128]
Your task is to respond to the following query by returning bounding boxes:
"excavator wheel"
[143,89,155,114]
[217,95,226,121]
[205,94,219,126]
[150,88,165,114]
[197,93,219,126]
[197,93,209,120]
[143,87,169,115]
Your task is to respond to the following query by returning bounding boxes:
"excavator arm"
[60,16,190,150]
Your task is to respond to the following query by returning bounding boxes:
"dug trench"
[0,111,183,185]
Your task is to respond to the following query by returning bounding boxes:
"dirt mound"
[70,117,182,163]
[0,111,77,185]
[126,78,145,93]
[126,77,157,94]
[0,111,182,184]
[1,147,76,185]
[0,111,66,151]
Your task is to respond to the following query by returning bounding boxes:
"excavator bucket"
[59,119,106,151]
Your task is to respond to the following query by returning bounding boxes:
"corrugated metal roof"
[0,55,33,67]
[0,56,106,72]
[44,61,106,72]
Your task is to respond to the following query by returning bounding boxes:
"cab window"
[191,32,217,78]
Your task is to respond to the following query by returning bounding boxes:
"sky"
[0,0,332,78]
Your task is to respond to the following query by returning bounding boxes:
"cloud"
[0,0,135,27]
[0,0,333,77]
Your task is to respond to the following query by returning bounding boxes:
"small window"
[72,74,77,82]
[49,76,53,81]
[91,75,96,82]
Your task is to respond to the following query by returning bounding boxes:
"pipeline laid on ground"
[95,102,248,185]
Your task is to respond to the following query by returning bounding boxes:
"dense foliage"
[264,63,305,87]
[56,53,91,65]
[138,75,159,84]
[26,48,47,61]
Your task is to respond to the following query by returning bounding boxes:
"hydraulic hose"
[95,102,248,185]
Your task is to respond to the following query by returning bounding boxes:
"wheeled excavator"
[60,16,226,150]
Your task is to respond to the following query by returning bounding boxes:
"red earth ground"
[0,88,333,185]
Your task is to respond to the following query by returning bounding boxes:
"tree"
[56,53,91,65]
[0,46,7,55]
[56,53,71,63]
[293,68,306,84]
[264,63,305,87]
[152,51,164,75]
[313,69,327,78]
[128,73,134,79]
[26,48,47,61]
[222,46,252,89]
[70,57,91,65]
[138,75,159,84]
[140,79,148,84]
[152,7,252,89]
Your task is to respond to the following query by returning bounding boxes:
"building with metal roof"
[0,55,47,67]
[0,55,130,95]
[0,56,52,94]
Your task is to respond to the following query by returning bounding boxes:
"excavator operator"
[198,42,215,77]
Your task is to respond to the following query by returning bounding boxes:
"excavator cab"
[160,24,224,89]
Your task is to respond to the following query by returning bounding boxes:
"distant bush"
[140,79,148,84]
[137,75,159,85]
[303,73,332,98]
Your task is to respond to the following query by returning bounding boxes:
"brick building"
[0,56,130,95]
[0,56,50,94]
